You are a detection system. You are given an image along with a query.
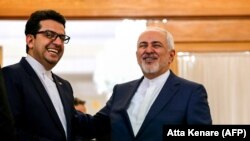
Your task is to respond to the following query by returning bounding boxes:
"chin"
[141,64,159,74]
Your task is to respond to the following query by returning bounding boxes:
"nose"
[145,46,154,53]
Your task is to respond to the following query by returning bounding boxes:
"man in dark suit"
[2,9,83,141]
[0,66,15,141]
[87,27,212,141]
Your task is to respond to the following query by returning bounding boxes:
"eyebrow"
[138,41,147,45]
[151,41,163,44]
[138,41,163,45]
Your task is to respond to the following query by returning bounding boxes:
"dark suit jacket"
[0,66,15,141]
[95,70,212,141]
[2,58,77,141]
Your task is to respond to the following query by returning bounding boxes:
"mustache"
[142,53,158,59]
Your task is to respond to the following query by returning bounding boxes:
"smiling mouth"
[47,48,59,54]
[143,57,157,64]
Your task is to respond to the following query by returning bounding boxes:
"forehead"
[138,30,166,43]
[39,19,65,33]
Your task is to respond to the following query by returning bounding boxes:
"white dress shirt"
[26,55,67,138]
[127,70,170,136]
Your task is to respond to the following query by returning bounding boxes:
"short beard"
[140,61,160,74]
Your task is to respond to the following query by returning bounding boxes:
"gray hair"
[146,27,175,50]
[166,31,174,50]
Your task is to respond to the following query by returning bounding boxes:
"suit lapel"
[137,71,179,136]
[53,75,72,138]
[20,58,66,136]
[121,78,143,137]
[124,79,142,109]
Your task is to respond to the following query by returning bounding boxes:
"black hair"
[74,97,86,106]
[25,9,66,53]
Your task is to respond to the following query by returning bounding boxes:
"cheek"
[60,46,65,53]
[136,49,144,56]
[136,55,143,65]
[136,55,141,64]
[33,42,43,52]
[160,53,171,63]
[136,51,140,58]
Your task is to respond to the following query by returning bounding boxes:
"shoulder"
[170,71,203,87]
[52,74,70,83]
[115,77,142,88]
[177,75,202,87]
[2,63,23,79]
[52,73,72,87]
[2,58,29,75]
[2,63,21,72]
[169,71,206,93]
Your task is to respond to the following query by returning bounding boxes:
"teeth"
[145,58,154,61]
[48,48,58,54]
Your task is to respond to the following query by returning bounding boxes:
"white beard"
[141,61,160,74]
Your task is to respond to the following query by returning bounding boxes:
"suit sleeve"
[2,67,43,140]
[187,84,212,124]
[0,67,15,140]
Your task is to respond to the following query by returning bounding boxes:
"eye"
[36,30,71,44]
[45,31,56,39]
[152,42,162,48]
[153,44,161,48]
[138,43,148,48]
[139,45,146,48]
[59,35,66,40]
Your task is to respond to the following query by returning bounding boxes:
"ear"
[169,49,176,64]
[26,34,35,50]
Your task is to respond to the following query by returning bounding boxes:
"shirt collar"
[25,55,52,79]
[143,70,170,87]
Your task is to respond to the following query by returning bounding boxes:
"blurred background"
[0,0,250,124]
[0,19,146,114]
